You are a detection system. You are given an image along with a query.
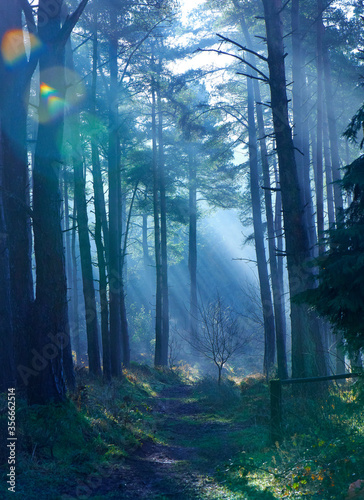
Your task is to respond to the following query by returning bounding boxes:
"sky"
[179,0,205,25]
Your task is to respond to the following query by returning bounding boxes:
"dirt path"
[72,383,249,499]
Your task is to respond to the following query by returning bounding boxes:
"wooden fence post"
[270,379,282,444]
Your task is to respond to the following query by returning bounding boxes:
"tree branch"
[57,0,89,48]
[195,48,269,82]
[216,33,268,62]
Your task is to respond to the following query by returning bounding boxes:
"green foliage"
[0,365,186,498]
[300,156,364,353]
[214,381,364,499]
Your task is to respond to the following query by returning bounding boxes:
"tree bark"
[71,201,81,363]
[238,10,287,379]
[91,22,110,378]
[0,121,15,390]
[321,11,346,374]
[151,58,163,367]
[316,0,325,255]
[66,42,101,376]
[262,0,327,379]
[246,74,276,376]
[188,148,198,340]
[108,13,122,377]
[30,0,83,404]
[157,66,169,367]
[0,0,34,388]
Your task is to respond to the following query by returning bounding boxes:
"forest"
[1,0,364,498]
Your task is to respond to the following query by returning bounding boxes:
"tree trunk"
[157,68,169,367]
[262,0,327,379]
[71,201,81,364]
[246,74,275,376]
[63,170,73,311]
[188,149,198,339]
[0,0,34,389]
[273,159,286,338]
[291,4,317,256]
[0,121,15,390]
[91,23,110,378]
[151,61,163,367]
[321,12,346,375]
[301,70,318,255]
[30,0,78,404]
[119,169,130,368]
[239,11,287,379]
[323,117,335,228]
[108,14,122,377]
[316,0,325,255]
[66,41,101,376]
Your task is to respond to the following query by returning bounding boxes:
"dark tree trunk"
[119,173,130,368]
[71,201,81,364]
[157,71,169,367]
[142,213,150,268]
[262,0,327,379]
[323,117,335,228]
[0,0,34,389]
[239,11,287,379]
[246,74,275,376]
[188,149,198,339]
[321,13,346,374]
[66,42,101,376]
[316,0,325,255]
[323,32,343,219]
[291,4,317,255]
[91,23,111,379]
[30,1,77,404]
[71,120,101,376]
[108,14,122,377]
[301,71,318,255]
[151,66,163,368]
[0,122,15,390]
[274,159,286,320]
[63,170,73,312]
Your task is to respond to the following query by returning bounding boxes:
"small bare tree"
[189,294,251,384]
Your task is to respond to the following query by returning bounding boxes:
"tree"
[262,0,328,379]
[66,38,101,376]
[0,122,15,390]
[188,294,250,384]
[29,0,89,405]
[0,0,35,388]
[301,154,364,360]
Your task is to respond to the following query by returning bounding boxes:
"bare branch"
[216,33,268,62]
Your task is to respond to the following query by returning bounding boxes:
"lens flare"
[1,30,42,68]
[40,83,66,122]
[37,68,86,124]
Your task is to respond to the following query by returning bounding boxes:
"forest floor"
[71,382,268,500]
[1,366,364,499]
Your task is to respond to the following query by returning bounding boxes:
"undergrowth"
[0,364,186,499]
[214,376,364,499]
[0,367,363,499]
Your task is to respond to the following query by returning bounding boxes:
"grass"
[212,376,364,499]
[0,367,363,499]
[0,364,187,499]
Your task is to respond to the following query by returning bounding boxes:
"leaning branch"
[57,0,90,48]
[216,33,268,62]
[195,48,269,82]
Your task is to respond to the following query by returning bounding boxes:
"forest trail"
[72,382,256,500]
